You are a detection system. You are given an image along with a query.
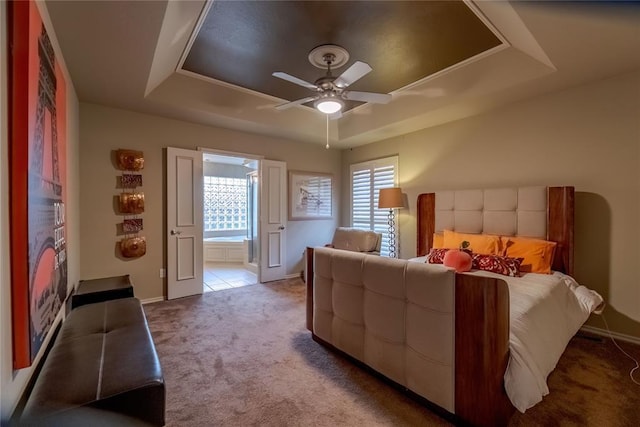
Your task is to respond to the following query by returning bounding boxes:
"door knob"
[170,229,182,235]
[278,225,285,230]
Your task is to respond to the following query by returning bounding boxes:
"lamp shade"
[378,187,403,209]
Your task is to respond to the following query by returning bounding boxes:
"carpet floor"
[144,278,640,427]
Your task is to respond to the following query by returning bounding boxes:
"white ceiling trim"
[145,0,208,97]
[474,0,555,70]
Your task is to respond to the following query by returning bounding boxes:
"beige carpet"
[144,278,640,427]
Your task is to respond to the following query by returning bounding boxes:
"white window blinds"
[349,156,398,257]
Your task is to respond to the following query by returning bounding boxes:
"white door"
[166,147,203,299]
[259,160,287,282]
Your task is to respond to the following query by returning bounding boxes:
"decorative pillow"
[472,254,523,277]
[426,248,449,264]
[502,236,557,274]
[432,233,444,249]
[443,230,501,255]
[444,249,473,272]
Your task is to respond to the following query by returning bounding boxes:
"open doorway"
[202,153,259,292]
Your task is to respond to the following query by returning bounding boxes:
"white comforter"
[410,257,604,412]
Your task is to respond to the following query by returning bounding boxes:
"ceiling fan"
[272,44,392,117]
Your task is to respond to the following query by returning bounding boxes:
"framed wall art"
[123,218,144,233]
[121,173,143,188]
[119,192,145,215]
[9,0,69,368]
[288,171,333,220]
[115,149,145,258]
[116,149,144,171]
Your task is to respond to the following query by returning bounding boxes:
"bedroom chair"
[327,227,382,255]
[301,228,382,283]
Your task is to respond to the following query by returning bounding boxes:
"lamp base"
[387,209,397,258]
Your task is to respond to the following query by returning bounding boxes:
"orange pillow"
[502,236,557,274]
[442,230,501,255]
[432,233,444,249]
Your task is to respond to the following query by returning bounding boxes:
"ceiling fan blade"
[272,72,318,90]
[343,91,392,104]
[333,61,372,89]
[275,96,318,111]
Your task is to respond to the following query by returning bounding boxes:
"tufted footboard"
[306,246,514,427]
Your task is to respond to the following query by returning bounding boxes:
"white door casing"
[166,147,203,299]
[259,160,286,282]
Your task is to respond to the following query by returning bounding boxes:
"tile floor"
[203,262,258,292]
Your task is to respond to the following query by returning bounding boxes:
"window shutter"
[349,156,398,257]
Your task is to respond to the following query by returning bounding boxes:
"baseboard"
[285,273,300,280]
[141,296,165,305]
[580,325,640,345]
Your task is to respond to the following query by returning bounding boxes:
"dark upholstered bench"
[21,298,165,426]
[71,274,134,309]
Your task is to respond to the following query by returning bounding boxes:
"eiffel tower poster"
[9,1,68,369]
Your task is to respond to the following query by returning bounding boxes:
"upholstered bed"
[306,186,604,426]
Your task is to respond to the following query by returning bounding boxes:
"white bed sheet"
[409,257,604,412]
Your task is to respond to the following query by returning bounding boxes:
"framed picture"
[9,1,68,368]
[288,171,333,220]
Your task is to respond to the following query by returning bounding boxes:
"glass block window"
[204,176,247,231]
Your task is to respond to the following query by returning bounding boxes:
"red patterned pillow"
[472,254,523,277]
[426,248,449,264]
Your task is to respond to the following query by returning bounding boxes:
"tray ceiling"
[181,1,502,113]
[44,1,640,148]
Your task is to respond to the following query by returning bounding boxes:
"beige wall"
[342,71,640,339]
[1,1,81,419]
[79,103,341,301]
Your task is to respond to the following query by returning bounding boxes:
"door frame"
[197,148,264,278]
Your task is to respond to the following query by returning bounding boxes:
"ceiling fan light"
[315,98,343,114]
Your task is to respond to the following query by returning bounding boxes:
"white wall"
[342,70,640,339]
[0,1,81,419]
[79,103,341,300]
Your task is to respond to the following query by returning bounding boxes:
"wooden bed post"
[305,247,315,332]
[455,274,514,426]
[417,193,435,257]
[549,187,575,276]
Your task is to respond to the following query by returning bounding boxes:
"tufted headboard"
[417,186,575,275]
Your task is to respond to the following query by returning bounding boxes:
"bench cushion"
[22,298,165,425]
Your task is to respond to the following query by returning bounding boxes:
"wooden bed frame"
[306,186,575,427]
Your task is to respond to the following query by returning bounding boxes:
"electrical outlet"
[159,268,166,278]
